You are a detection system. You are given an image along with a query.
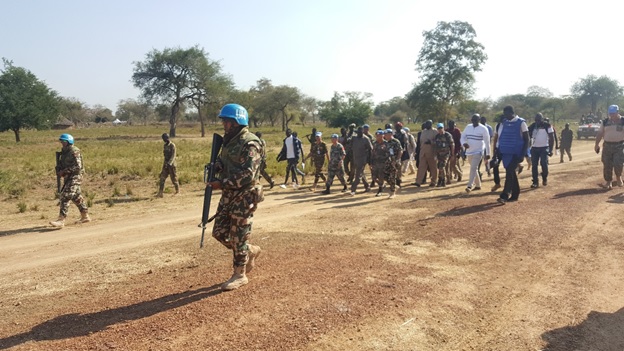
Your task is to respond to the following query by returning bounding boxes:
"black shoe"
[341,186,348,193]
[321,190,330,195]
[270,182,275,190]
[497,197,506,204]
[531,182,539,188]
[543,179,548,186]
[473,186,481,191]
[413,182,421,187]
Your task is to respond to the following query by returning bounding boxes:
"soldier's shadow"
[0,284,222,350]
[541,307,624,350]
[0,226,61,238]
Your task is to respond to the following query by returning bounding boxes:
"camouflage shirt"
[433,132,454,155]
[386,137,403,162]
[163,141,177,166]
[371,140,389,166]
[217,127,262,191]
[309,141,328,163]
[59,145,84,177]
[328,142,346,171]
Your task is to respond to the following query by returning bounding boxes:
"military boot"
[246,245,262,273]
[76,211,91,224]
[440,179,446,187]
[50,215,66,228]
[221,265,248,291]
[173,183,180,196]
[321,184,331,195]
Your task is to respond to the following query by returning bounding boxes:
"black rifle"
[199,133,224,248]
[55,151,62,194]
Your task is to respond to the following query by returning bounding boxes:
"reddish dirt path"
[2,140,624,350]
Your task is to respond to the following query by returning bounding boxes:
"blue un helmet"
[59,133,74,145]
[218,103,248,126]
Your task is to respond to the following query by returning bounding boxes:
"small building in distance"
[52,117,75,130]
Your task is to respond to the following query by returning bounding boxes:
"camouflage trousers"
[159,164,179,190]
[212,190,256,267]
[59,177,87,217]
[436,152,450,181]
[371,163,386,189]
[601,141,624,181]
[258,159,273,185]
[326,167,347,188]
[312,158,327,185]
[384,160,400,192]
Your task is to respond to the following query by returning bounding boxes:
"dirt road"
[2,140,624,350]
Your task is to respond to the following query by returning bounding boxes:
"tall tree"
[132,46,209,137]
[58,97,88,125]
[407,21,487,122]
[0,59,59,142]
[318,91,373,128]
[116,98,155,125]
[571,75,623,115]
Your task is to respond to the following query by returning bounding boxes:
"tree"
[318,91,373,128]
[116,98,155,125]
[58,97,88,125]
[0,59,59,142]
[571,75,623,115]
[299,96,319,126]
[407,21,487,122]
[132,46,210,137]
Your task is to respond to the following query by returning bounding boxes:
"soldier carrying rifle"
[206,104,264,291]
[50,134,91,228]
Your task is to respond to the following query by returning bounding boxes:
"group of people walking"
[50,102,624,292]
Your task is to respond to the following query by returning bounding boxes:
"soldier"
[344,123,356,183]
[255,131,275,189]
[384,128,403,198]
[371,129,389,196]
[208,103,263,291]
[560,123,573,163]
[349,126,373,195]
[415,120,437,187]
[50,134,91,228]
[595,104,624,189]
[321,134,348,194]
[445,120,463,184]
[433,123,454,187]
[157,133,179,197]
[304,131,329,192]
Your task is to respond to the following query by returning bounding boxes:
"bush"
[17,202,27,213]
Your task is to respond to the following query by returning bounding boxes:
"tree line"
[2,21,623,142]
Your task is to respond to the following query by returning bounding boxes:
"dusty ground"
[2,140,624,351]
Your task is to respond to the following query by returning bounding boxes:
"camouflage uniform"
[371,140,389,191]
[258,138,274,186]
[212,127,263,268]
[308,141,328,185]
[58,145,88,217]
[159,141,179,193]
[385,137,403,192]
[434,132,454,185]
[326,142,347,189]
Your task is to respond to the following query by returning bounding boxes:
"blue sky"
[2,0,623,112]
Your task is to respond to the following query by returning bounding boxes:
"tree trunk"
[198,103,205,137]
[169,102,179,137]
[12,128,20,142]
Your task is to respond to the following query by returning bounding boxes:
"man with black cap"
[496,106,529,204]
[157,132,179,197]
[595,104,624,189]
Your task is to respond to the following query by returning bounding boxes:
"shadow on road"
[0,225,61,238]
[552,187,610,199]
[541,308,624,350]
[0,284,222,350]
[434,202,503,217]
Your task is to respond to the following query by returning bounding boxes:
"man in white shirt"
[527,113,554,187]
[460,114,491,192]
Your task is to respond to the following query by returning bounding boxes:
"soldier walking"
[255,131,275,189]
[207,103,263,291]
[433,123,454,187]
[50,134,90,228]
[349,126,373,195]
[595,104,624,189]
[559,123,573,163]
[371,129,389,196]
[304,131,329,192]
[321,134,348,194]
[157,133,179,197]
[384,128,403,198]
